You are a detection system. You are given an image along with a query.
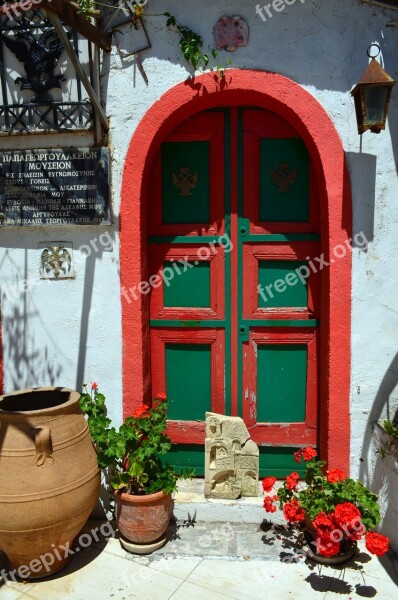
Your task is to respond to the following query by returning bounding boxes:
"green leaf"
[111,473,131,490]
[80,383,194,495]
[128,462,145,478]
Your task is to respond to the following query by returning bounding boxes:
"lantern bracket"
[367,43,381,58]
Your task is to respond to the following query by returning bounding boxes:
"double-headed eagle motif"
[270,162,297,193]
[172,167,198,197]
[3,25,67,102]
[41,245,72,279]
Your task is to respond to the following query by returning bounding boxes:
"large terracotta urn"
[115,490,173,553]
[0,387,100,578]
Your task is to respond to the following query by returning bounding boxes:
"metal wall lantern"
[351,44,396,134]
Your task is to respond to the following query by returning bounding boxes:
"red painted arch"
[120,69,352,473]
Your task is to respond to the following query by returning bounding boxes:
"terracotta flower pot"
[303,513,357,565]
[0,387,100,578]
[305,537,357,565]
[304,513,318,537]
[115,489,173,546]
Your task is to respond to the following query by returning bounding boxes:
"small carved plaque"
[39,242,74,279]
[205,412,259,499]
[213,16,249,52]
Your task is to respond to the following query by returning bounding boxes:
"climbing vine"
[164,11,214,70]
[75,0,230,73]
[76,0,96,19]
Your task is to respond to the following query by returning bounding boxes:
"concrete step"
[173,478,284,525]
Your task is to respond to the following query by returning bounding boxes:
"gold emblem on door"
[173,167,198,196]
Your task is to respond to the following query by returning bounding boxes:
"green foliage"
[164,12,207,70]
[277,457,381,529]
[73,2,231,73]
[163,11,230,74]
[80,385,194,495]
[77,0,95,19]
[378,419,398,459]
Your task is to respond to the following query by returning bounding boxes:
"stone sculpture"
[204,412,259,499]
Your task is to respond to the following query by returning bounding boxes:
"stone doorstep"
[172,478,284,524]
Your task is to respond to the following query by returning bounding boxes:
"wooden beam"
[46,10,109,131]
[0,1,112,52]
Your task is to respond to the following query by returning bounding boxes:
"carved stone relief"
[205,412,259,499]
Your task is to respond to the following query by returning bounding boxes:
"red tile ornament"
[213,16,249,52]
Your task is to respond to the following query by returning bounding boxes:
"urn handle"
[34,426,54,466]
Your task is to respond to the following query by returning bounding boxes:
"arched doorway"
[120,70,352,475]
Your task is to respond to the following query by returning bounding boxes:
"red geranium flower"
[262,477,276,493]
[316,538,341,557]
[313,512,335,540]
[333,502,361,529]
[326,468,346,483]
[132,405,149,419]
[286,471,300,490]
[283,499,305,523]
[340,515,366,541]
[157,392,167,400]
[365,532,390,556]
[303,447,317,461]
[91,382,98,390]
[293,447,317,463]
[294,449,303,463]
[263,495,278,513]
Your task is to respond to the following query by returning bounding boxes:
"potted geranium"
[262,447,389,564]
[80,384,194,553]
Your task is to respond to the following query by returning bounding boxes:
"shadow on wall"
[0,229,117,393]
[2,303,64,391]
[0,234,117,520]
[369,438,398,582]
[359,352,398,559]
[0,247,65,391]
[359,352,398,483]
[75,243,98,392]
[345,151,377,246]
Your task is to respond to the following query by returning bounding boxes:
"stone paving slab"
[172,479,276,524]
[1,519,397,600]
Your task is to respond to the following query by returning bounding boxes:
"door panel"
[148,107,320,475]
[259,138,310,222]
[239,109,319,459]
[161,141,211,225]
[241,328,318,443]
[150,328,225,444]
[148,112,225,237]
[242,241,319,321]
[243,110,319,234]
[149,244,225,321]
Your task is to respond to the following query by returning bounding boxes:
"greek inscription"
[0,148,109,226]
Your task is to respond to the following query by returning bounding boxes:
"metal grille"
[0,9,94,134]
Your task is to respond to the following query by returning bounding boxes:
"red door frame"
[120,70,352,473]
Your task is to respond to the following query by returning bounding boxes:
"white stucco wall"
[1,0,398,535]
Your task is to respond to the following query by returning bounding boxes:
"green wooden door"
[148,108,319,476]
